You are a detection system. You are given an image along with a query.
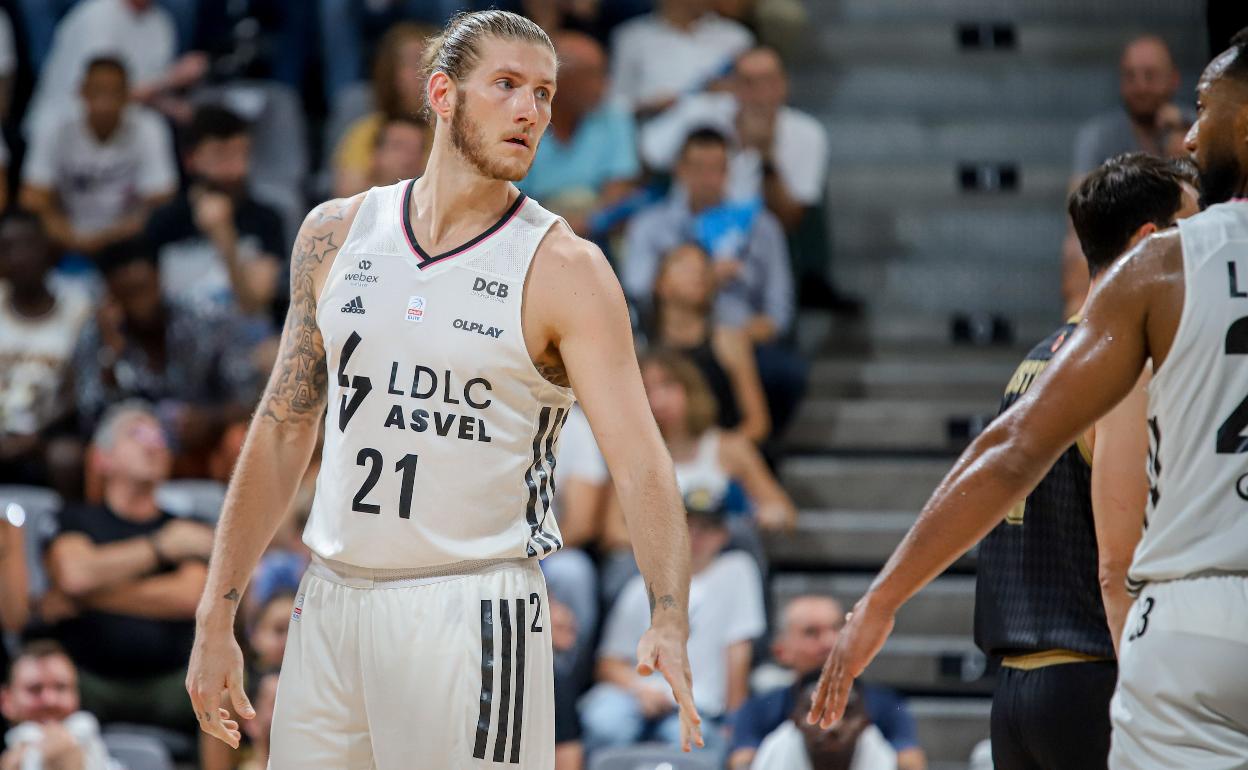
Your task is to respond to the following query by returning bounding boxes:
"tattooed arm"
[186,196,360,749]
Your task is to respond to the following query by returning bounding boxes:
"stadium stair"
[771,1,1206,765]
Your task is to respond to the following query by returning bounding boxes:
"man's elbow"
[1098,557,1131,595]
[52,564,99,599]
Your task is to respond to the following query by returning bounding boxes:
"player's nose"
[1184,120,1199,155]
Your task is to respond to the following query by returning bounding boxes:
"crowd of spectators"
[0,1,891,769]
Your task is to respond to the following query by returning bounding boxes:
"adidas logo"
[340,296,366,314]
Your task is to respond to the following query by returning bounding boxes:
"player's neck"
[411,140,518,247]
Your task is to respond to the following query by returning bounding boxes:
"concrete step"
[786,397,995,452]
[781,456,953,510]
[763,510,974,569]
[772,573,977,637]
[812,0,1203,24]
[841,310,1059,354]
[820,115,1080,164]
[807,355,1018,400]
[867,259,1062,316]
[815,21,1205,67]
[795,64,1138,120]
[829,204,1067,268]
[823,161,1068,208]
[866,635,993,694]
[911,697,993,764]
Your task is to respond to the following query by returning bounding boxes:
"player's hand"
[807,596,895,729]
[634,683,677,719]
[636,624,703,752]
[186,623,253,748]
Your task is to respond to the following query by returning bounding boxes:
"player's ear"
[1125,222,1159,253]
[427,71,456,122]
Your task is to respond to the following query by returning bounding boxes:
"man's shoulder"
[699,13,753,44]
[779,106,827,143]
[709,548,762,584]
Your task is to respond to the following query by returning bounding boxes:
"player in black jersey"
[973,154,1199,769]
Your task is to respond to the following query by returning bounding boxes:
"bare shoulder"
[1110,228,1183,289]
[293,193,368,286]
[528,222,624,319]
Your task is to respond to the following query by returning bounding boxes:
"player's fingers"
[228,673,256,719]
[806,654,836,725]
[635,641,658,677]
[193,697,237,748]
[819,664,850,730]
[680,705,705,751]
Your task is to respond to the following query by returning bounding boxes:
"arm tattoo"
[257,230,337,424]
[313,200,349,224]
[223,588,240,602]
[647,584,677,616]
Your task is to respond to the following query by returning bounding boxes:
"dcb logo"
[472,277,509,299]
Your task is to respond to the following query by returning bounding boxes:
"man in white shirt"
[641,46,828,232]
[22,0,203,141]
[581,495,766,761]
[0,211,92,490]
[752,677,896,770]
[609,0,753,118]
[20,56,177,258]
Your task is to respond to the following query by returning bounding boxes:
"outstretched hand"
[636,625,704,752]
[807,597,895,729]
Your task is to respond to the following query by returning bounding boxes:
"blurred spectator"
[1064,36,1189,316]
[582,492,765,760]
[247,591,294,673]
[237,671,278,770]
[43,403,210,730]
[71,241,261,465]
[0,212,92,493]
[610,0,754,118]
[0,640,119,770]
[730,596,926,770]
[23,0,208,140]
[331,22,434,197]
[146,104,284,320]
[750,677,897,770]
[39,401,205,728]
[1072,36,1185,176]
[20,57,178,258]
[625,129,794,346]
[518,31,639,235]
[599,349,792,597]
[642,46,827,232]
[364,115,430,192]
[647,243,772,442]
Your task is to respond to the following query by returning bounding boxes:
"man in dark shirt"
[146,104,284,326]
[44,402,213,730]
[729,595,925,770]
[71,238,260,470]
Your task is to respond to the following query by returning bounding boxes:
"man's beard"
[450,93,530,182]
[1198,148,1244,208]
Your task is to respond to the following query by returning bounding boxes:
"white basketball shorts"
[268,556,555,769]
[1109,574,1248,769]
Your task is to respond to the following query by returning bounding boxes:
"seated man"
[366,115,429,191]
[582,492,766,760]
[730,595,927,770]
[146,104,285,322]
[44,403,213,730]
[0,640,117,770]
[71,239,261,468]
[0,210,92,494]
[751,676,896,770]
[20,56,176,258]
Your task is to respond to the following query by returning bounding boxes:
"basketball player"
[185,11,703,768]
[810,31,1248,767]
[975,153,1197,770]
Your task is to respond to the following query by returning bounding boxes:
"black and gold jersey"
[973,321,1116,660]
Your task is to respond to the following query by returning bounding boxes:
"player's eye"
[536,88,551,101]
[496,79,514,90]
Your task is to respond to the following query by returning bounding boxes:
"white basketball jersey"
[1129,200,1248,590]
[303,181,575,570]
